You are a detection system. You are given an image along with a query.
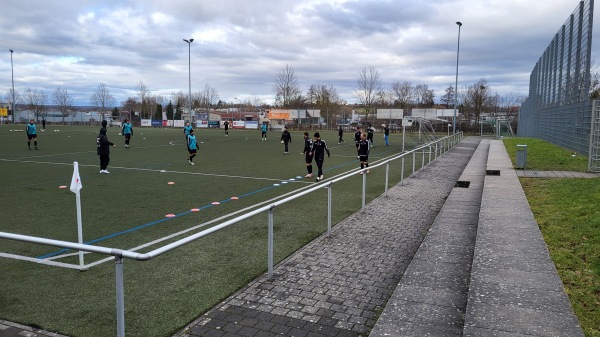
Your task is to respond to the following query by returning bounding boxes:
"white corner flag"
[70,161,82,194]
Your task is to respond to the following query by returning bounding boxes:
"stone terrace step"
[369,138,489,336]
[463,140,584,337]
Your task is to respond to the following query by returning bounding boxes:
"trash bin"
[516,144,527,169]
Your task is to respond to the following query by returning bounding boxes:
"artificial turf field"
[0,124,430,337]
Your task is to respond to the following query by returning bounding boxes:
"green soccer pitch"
[0,124,429,337]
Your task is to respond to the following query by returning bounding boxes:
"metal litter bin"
[516,144,527,169]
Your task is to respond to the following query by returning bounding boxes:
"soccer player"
[338,126,344,144]
[309,132,330,182]
[223,120,229,136]
[26,119,38,150]
[97,128,116,174]
[261,122,268,141]
[358,132,370,174]
[354,126,361,158]
[302,132,314,178]
[187,129,199,165]
[184,122,193,141]
[367,124,374,147]
[41,117,46,131]
[383,124,390,147]
[122,119,133,149]
[280,127,292,154]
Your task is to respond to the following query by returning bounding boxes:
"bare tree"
[390,81,414,109]
[273,64,302,107]
[413,84,435,107]
[306,83,342,127]
[121,97,138,121]
[23,88,48,122]
[136,82,150,119]
[354,66,383,124]
[462,79,493,123]
[90,83,116,121]
[52,87,74,124]
[196,83,220,110]
[440,85,455,108]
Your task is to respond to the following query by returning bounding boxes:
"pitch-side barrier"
[0,132,463,337]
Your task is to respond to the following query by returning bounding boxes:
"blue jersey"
[261,124,267,132]
[122,123,133,135]
[184,125,193,136]
[187,134,197,150]
[26,123,37,135]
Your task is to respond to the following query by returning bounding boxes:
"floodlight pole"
[183,39,194,126]
[234,97,241,121]
[453,21,462,134]
[10,49,16,124]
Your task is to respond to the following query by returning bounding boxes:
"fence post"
[421,147,425,168]
[115,256,125,337]
[401,157,405,186]
[412,151,416,174]
[362,171,367,211]
[435,143,438,159]
[385,161,390,197]
[428,145,432,164]
[268,208,274,280]
[327,183,332,237]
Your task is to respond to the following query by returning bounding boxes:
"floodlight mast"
[453,21,462,134]
[183,39,194,126]
[10,49,16,124]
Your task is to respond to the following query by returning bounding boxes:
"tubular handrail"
[0,132,463,337]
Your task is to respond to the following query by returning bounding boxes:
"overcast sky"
[1,0,598,107]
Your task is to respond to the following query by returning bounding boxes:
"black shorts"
[124,134,131,140]
[359,155,369,162]
[27,134,37,140]
[305,154,313,164]
[188,149,197,154]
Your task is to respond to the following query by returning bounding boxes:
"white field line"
[0,157,313,184]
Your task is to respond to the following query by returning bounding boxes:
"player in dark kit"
[354,126,361,158]
[302,132,314,178]
[97,128,116,174]
[338,126,344,144]
[366,125,374,147]
[309,132,330,182]
[357,132,370,174]
[223,120,229,136]
[280,127,292,154]
[26,119,38,150]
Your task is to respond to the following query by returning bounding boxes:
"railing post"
[327,183,332,237]
[361,171,367,211]
[268,207,274,280]
[115,256,125,337]
[401,157,405,186]
[384,162,389,197]
[421,147,425,169]
[412,151,416,174]
[428,145,432,164]
[435,142,438,159]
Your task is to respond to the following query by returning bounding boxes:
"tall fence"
[0,133,462,337]
[518,0,598,171]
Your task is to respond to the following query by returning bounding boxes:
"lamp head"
[456,21,462,26]
[10,49,14,53]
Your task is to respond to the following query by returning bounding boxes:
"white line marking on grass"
[0,252,83,270]
[0,158,313,184]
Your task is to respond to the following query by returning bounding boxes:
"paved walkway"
[1,138,588,337]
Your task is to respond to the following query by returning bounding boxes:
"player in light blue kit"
[26,119,38,150]
[122,119,133,149]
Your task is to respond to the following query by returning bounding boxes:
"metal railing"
[0,132,463,337]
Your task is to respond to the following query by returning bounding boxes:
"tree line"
[4,64,532,125]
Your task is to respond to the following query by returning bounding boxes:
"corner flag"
[70,161,82,193]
